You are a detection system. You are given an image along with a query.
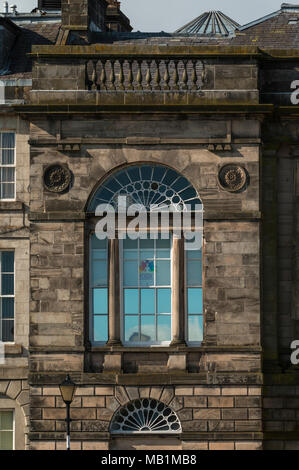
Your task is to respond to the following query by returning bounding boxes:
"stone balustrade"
[85,57,204,92]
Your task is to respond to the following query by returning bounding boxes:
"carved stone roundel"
[218,164,247,192]
[44,165,71,193]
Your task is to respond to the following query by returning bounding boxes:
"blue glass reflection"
[124,289,139,314]
[187,288,203,314]
[93,288,108,314]
[94,315,108,342]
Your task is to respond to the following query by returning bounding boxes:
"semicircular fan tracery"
[110,399,182,434]
[88,165,202,212]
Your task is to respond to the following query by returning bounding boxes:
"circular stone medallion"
[218,164,247,192]
[43,165,71,193]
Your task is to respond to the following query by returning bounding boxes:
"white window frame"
[0,409,15,450]
[0,132,16,201]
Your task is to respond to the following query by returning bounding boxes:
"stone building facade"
[0,0,298,450]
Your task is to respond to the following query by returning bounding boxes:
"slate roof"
[231,10,299,48]
[1,22,61,79]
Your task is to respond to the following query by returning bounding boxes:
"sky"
[17,0,282,31]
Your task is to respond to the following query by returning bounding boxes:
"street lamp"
[59,375,76,451]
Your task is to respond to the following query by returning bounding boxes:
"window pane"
[125,315,139,342]
[188,316,203,343]
[140,250,154,260]
[124,250,138,260]
[157,288,171,314]
[141,315,155,342]
[123,239,138,250]
[2,320,14,342]
[187,249,202,259]
[92,249,106,260]
[93,315,108,342]
[1,149,14,165]
[139,259,154,287]
[141,289,155,314]
[92,260,107,287]
[91,234,107,250]
[0,411,13,430]
[124,260,138,287]
[187,288,203,314]
[0,431,13,450]
[187,259,202,286]
[156,250,170,259]
[1,183,14,199]
[157,315,171,342]
[140,239,154,249]
[2,274,13,295]
[2,133,15,149]
[93,288,108,314]
[156,260,170,286]
[1,252,14,273]
[1,168,14,182]
[124,289,139,314]
[156,238,171,249]
[2,298,14,319]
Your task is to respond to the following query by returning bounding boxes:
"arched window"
[110,399,182,434]
[88,164,203,346]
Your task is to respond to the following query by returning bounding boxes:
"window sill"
[0,201,23,212]
[4,343,23,355]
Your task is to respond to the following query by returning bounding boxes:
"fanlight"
[110,399,182,434]
[88,164,202,212]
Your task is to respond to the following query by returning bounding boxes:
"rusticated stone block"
[126,387,140,400]
[82,396,105,408]
[70,408,96,420]
[182,420,207,432]
[103,354,122,372]
[97,408,114,421]
[115,386,129,405]
[160,387,174,405]
[209,442,235,450]
[194,409,220,420]
[184,397,207,408]
[169,397,184,412]
[81,420,109,432]
[235,397,261,408]
[208,397,234,408]
[6,380,22,399]
[177,409,193,421]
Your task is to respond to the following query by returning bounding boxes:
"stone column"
[170,236,186,346]
[107,238,121,345]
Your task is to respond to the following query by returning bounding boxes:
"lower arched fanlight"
[110,399,182,434]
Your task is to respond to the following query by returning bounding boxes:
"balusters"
[163,60,170,90]
[127,60,133,90]
[85,57,201,92]
[182,60,188,90]
[136,60,142,90]
[173,61,179,90]
[154,60,161,90]
[91,60,98,90]
[109,59,116,90]
[145,60,152,90]
[191,59,198,90]
[118,59,125,90]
